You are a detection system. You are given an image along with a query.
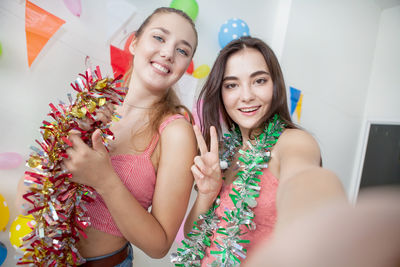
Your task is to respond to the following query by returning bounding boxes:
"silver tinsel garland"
[171,114,285,266]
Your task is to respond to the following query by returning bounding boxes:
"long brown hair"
[124,7,198,143]
[198,36,297,148]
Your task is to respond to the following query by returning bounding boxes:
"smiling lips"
[152,62,170,74]
[239,106,261,115]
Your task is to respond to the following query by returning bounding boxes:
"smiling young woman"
[172,36,346,266]
[18,7,198,267]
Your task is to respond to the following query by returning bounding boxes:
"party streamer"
[19,66,126,266]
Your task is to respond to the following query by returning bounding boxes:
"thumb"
[91,129,107,153]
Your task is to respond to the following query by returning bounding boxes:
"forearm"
[275,167,347,233]
[184,192,216,236]
[96,175,171,258]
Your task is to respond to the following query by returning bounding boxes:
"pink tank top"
[85,114,185,236]
[201,168,278,266]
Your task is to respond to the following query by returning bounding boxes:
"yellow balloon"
[193,64,210,79]
[0,194,10,231]
[9,214,35,250]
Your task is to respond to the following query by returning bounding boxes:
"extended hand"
[191,125,222,202]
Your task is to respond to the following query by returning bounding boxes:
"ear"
[129,36,138,56]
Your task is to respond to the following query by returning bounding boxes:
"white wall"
[280,0,382,194]
[350,5,400,201]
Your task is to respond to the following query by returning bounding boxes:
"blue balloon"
[218,18,250,49]
[0,241,7,266]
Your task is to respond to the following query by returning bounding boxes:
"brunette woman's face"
[221,48,274,138]
[130,12,197,93]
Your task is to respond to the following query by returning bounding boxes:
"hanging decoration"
[110,45,133,80]
[25,1,65,67]
[295,93,303,121]
[18,66,126,266]
[289,86,301,116]
[171,115,285,266]
[62,0,82,17]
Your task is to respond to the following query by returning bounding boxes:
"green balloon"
[0,42,2,57]
[170,0,199,21]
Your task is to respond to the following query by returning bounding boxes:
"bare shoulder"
[277,128,320,155]
[273,128,321,171]
[160,116,195,143]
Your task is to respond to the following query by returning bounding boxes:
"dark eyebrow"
[153,27,193,51]
[223,70,270,82]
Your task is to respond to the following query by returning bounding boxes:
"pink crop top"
[201,168,278,266]
[85,114,185,236]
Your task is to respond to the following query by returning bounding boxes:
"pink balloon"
[175,220,185,244]
[0,152,24,170]
[63,0,82,17]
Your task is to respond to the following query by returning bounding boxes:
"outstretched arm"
[273,129,347,232]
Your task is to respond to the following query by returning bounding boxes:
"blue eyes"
[153,35,164,42]
[177,48,188,56]
[153,35,189,57]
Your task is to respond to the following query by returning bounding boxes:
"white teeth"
[152,63,169,73]
[240,107,259,112]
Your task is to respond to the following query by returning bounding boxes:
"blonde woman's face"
[130,12,197,93]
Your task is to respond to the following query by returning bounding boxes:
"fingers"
[91,129,107,153]
[94,106,113,125]
[193,125,208,155]
[209,126,219,155]
[194,155,206,173]
[191,164,204,180]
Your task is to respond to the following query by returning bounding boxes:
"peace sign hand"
[191,125,223,202]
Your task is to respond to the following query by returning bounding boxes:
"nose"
[160,43,174,63]
[240,83,255,102]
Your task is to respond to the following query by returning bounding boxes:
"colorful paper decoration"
[289,86,301,116]
[186,60,194,75]
[295,93,303,121]
[0,194,10,231]
[25,1,65,67]
[62,0,82,17]
[110,45,133,79]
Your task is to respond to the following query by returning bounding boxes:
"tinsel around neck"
[171,114,285,266]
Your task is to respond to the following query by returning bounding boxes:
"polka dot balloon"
[9,215,35,251]
[0,194,9,231]
[218,18,250,49]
